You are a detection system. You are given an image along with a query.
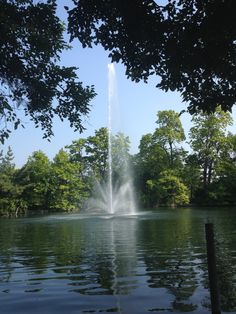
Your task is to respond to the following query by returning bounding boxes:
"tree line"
[0,107,235,217]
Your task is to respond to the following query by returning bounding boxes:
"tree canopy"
[154,110,185,167]
[189,106,233,191]
[68,0,236,114]
[1,1,235,143]
[0,0,96,143]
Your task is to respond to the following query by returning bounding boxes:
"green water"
[0,208,236,313]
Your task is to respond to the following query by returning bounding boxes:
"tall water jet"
[86,64,137,215]
[108,64,115,215]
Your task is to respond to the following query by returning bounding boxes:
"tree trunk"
[203,161,208,192]
[169,141,173,168]
[208,161,213,185]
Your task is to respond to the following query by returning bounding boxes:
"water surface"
[0,208,236,313]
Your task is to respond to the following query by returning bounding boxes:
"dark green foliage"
[49,149,88,211]
[0,109,236,216]
[14,149,89,212]
[84,127,109,180]
[16,151,52,210]
[198,133,236,205]
[0,0,96,143]
[0,147,27,216]
[134,108,236,207]
[67,127,132,185]
[134,110,187,207]
[66,127,133,196]
[134,133,169,206]
[68,0,236,114]
[181,154,201,202]
[154,110,186,168]
[189,107,234,204]
[147,170,189,207]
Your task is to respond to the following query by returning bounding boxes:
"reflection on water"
[0,208,236,314]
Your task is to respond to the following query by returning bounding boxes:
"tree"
[111,132,131,184]
[134,133,169,206]
[189,107,233,192]
[134,110,185,207]
[84,127,109,180]
[181,154,201,201]
[49,149,88,211]
[65,138,88,178]
[67,0,236,114]
[16,151,51,210]
[0,0,96,143]
[66,129,133,207]
[147,170,190,207]
[0,147,26,216]
[206,133,236,205]
[66,138,87,164]
[154,110,186,168]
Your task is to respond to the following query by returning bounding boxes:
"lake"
[0,208,236,313]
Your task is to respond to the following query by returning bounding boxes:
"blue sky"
[2,3,236,167]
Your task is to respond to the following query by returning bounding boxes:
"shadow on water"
[0,208,236,313]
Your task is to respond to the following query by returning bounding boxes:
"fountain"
[86,64,136,215]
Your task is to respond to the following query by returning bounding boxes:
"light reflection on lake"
[0,208,236,313]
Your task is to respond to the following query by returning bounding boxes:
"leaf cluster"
[68,0,236,113]
[0,0,96,143]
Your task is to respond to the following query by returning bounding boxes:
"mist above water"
[86,64,136,215]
